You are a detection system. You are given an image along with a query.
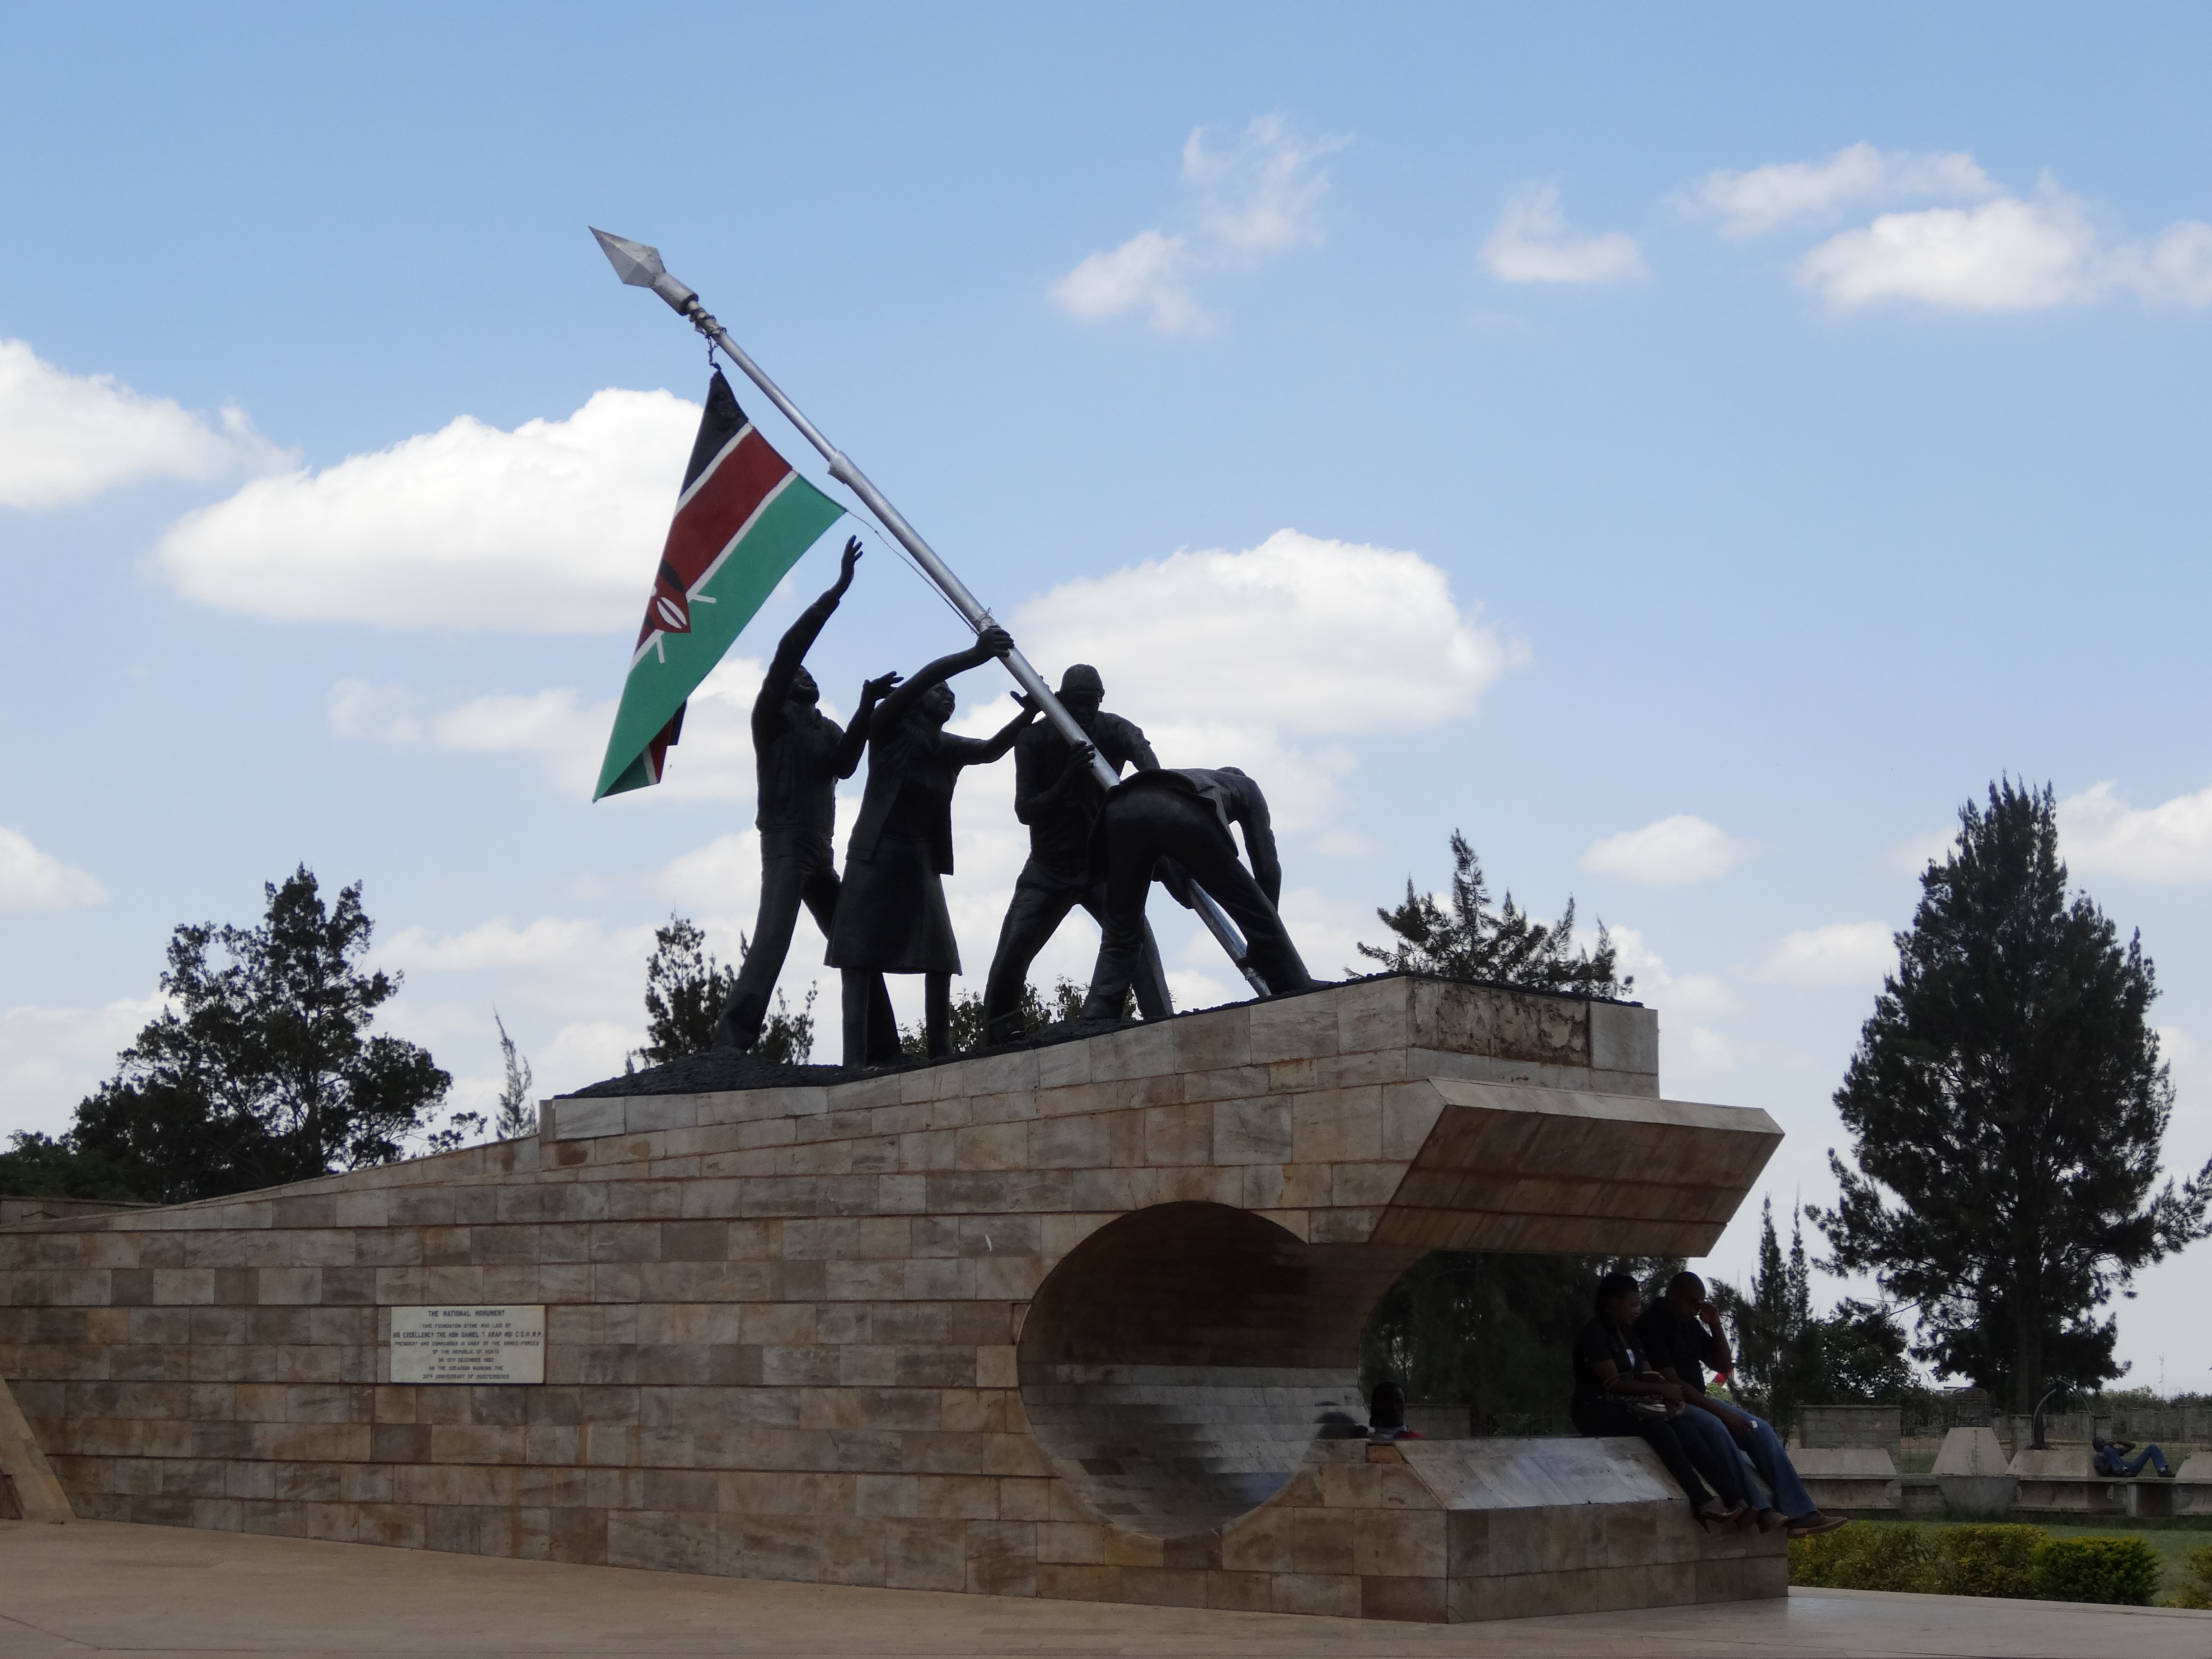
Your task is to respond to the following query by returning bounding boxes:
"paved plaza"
[3,1519,2208,1658]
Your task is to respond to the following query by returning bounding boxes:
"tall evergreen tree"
[492,1011,537,1139]
[1357,830,1630,998]
[1811,780,2211,1411]
[1715,1199,1825,1430]
[64,867,450,1203]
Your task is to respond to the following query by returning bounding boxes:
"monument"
[2,236,1791,1622]
[1,975,1787,1620]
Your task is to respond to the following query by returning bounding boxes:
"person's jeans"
[2100,1444,2170,1477]
[1676,1404,1816,1518]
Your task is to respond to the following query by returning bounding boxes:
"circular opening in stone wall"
[1016,1201,1390,1540]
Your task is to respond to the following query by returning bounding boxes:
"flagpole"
[590,229,1270,998]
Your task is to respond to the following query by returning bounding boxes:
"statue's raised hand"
[862,670,903,702]
[975,624,1014,660]
[834,535,863,591]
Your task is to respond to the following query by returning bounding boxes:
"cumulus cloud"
[0,992,163,1138]
[1580,815,1751,885]
[1795,179,2212,313]
[0,828,107,912]
[1682,143,1996,239]
[1886,829,1957,873]
[0,338,281,510]
[1604,926,1734,1081]
[326,656,766,801]
[1050,114,1344,333]
[1762,922,1896,986]
[158,387,706,631]
[1049,231,1209,335]
[1010,528,1518,830]
[1479,187,1647,286]
[2059,780,2212,881]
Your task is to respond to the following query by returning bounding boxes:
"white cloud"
[2059,780,2212,881]
[1683,143,1996,239]
[1886,829,1957,873]
[1048,230,1209,335]
[1762,922,1896,986]
[1010,528,1517,831]
[326,656,766,801]
[1580,815,1750,885]
[0,828,107,912]
[0,339,281,510]
[1050,114,1342,333]
[1479,187,1647,286]
[1795,179,2212,313]
[1603,927,1734,1082]
[0,993,162,1139]
[157,386,704,631]
[1185,113,1343,256]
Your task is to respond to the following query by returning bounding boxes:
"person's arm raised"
[874,624,1014,728]
[756,537,862,740]
[830,670,902,780]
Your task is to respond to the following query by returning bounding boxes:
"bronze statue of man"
[711,536,896,1053]
[1081,766,1313,1019]
[826,625,1034,1065]
[979,665,1173,1045]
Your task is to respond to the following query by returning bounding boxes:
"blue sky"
[5,2,2212,1392]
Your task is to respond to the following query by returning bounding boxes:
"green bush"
[2034,1536,2161,1606]
[1789,1524,1935,1593]
[2171,1543,2212,1610]
[1932,1525,2048,1598]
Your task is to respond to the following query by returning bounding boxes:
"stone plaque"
[389,1305,545,1384]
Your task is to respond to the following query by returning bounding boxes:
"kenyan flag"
[593,370,846,799]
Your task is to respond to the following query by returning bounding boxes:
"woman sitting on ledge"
[1570,1271,1754,1528]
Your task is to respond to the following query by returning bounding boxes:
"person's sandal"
[1788,1511,1848,1538]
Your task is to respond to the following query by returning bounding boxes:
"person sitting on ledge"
[1635,1270,1848,1539]
[1367,1377,1420,1441]
[1571,1272,1754,1529]
[2092,1429,2174,1478]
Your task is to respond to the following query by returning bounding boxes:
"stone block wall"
[0,976,1782,1620]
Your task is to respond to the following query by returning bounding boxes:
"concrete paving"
[4,1521,2211,1657]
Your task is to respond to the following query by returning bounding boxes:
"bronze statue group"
[708,539,1314,1069]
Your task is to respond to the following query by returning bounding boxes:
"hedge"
[2173,1544,2212,1610]
[1790,1523,2161,1606]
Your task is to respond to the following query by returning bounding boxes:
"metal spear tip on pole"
[588,227,697,316]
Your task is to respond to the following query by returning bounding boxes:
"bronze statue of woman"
[826,624,1034,1065]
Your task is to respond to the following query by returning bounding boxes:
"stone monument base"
[0,975,1785,1623]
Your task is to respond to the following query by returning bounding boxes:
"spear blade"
[590,227,698,314]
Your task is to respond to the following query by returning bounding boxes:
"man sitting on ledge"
[1634,1270,1846,1539]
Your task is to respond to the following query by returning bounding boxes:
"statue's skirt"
[824,834,962,975]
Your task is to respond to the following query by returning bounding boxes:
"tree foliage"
[1715,1199,1919,1430]
[631,915,814,1068]
[1356,830,1631,998]
[898,977,1131,1057]
[5,867,450,1205]
[1809,780,2210,1411]
[492,1012,536,1140]
[1358,1251,1679,1425]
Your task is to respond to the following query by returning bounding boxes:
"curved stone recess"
[1017,1202,1412,1538]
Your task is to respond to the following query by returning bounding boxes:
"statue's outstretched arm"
[875,625,1013,728]
[758,538,862,726]
[831,671,901,779]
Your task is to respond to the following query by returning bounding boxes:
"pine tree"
[1811,780,2212,1411]
[1356,830,1630,998]
[492,1011,536,1139]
